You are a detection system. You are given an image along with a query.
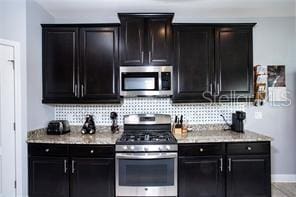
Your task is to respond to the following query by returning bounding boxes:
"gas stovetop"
[116,130,177,145]
[115,114,178,152]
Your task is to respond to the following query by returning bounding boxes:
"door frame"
[0,39,25,197]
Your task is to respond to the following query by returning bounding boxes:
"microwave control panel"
[161,72,171,90]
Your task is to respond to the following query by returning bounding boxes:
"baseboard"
[272,174,296,182]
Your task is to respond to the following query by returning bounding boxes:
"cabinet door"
[147,17,172,65]
[42,27,79,103]
[29,156,69,197]
[71,158,115,197]
[179,156,224,197]
[215,26,254,101]
[173,26,214,102]
[119,16,145,66]
[227,155,271,197]
[80,27,120,103]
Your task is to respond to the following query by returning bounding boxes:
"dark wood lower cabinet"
[71,158,114,197]
[179,156,224,197]
[29,156,69,197]
[178,142,271,197]
[227,155,271,197]
[28,142,270,197]
[28,144,115,197]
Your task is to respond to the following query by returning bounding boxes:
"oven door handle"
[116,152,177,159]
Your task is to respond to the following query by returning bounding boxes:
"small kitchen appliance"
[120,66,173,97]
[47,120,70,135]
[231,111,246,133]
[115,114,177,197]
[110,112,119,133]
[81,115,96,134]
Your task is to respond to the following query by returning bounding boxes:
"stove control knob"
[123,146,128,150]
[130,146,135,150]
[144,147,148,151]
[166,145,171,150]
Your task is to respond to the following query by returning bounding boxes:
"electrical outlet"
[254,111,263,119]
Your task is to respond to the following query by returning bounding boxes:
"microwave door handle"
[159,72,162,91]
[116,153,177,159]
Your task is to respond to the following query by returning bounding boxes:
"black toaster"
[47,120,71,135]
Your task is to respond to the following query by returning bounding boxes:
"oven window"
[122,72,159,91]
[118,158,175,186]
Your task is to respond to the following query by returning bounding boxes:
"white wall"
[38,0,295,23]
[1,0,55,195]
[0,0,28,195]
[245,17,296,176]
[0,2,4,37]
[26,0,55,130]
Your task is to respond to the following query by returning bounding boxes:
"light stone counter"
[27,124,272,145]
[175,129,272,143]
[27,126,122,145]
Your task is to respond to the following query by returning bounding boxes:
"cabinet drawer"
[179,143,225,156]
[70,145,114,158]
[227,142,270,155]
[28,143,69,156]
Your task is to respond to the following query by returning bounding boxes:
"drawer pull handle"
[220,158,223,172]
[90,150,94,154]
[72,160,75,174]
[141,51,144,63]
[247,146,252,151]
[81,85,84,97]
[200,148,204,152]
[64,160,67,174]
[228,158,232,172]
[45,148,50,152]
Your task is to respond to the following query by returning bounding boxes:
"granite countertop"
[27,124,272,145]
[27,126,122,145]
[175,130,272,143]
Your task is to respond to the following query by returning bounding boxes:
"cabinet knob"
[247,146,252,151]
[90,149,94,154]
[45,148,50,152]
[200,148,204,152]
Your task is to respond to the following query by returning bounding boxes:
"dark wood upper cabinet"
[42,27,79,103]
[42,21,255,104]
[71,158,115,197]
[79,27,119,102]
[215,26,254,101]
[147,17,172,65]
[42,24,120,104]
[173,24,255,103]
[173,26,214,102]
[119,16,145,65]
[118,13,173,66]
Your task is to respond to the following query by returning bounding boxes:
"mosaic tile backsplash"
[55,98,246,125]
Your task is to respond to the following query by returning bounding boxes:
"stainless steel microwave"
[120,66,173,97]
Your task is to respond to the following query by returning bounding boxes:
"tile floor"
[272,183,296,197]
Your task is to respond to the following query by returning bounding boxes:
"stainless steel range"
[115,114,177,197]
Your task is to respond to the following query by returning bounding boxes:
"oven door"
[116,152,177,197]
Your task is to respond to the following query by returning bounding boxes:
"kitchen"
[0,0,295,197]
